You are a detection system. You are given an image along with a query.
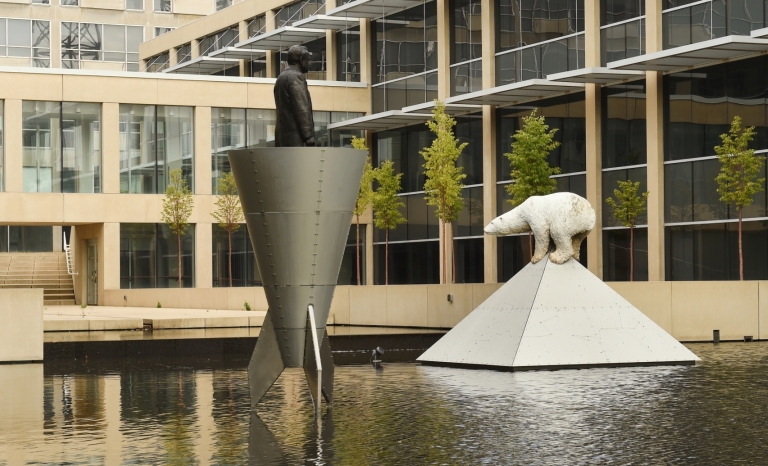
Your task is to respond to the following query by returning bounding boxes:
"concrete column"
[481,0,495,89]
[326,30,337,82]
[482,105,497,282]
[239,21,249,77]
[195,223,212,289]
[194,106,212,195]
[584,0,601,67]
[645,0,665,280]
[365,210,374,285]
[169,47,179,67]
[102,223,120,295]
[191,39,200,59]
[585,84,603,278]
[359,18,373,114]
[102,103,121,194]
[436,0,452,100]
[52,226,62,251]
[265,10,277,78]
[50,20,61,69]
[4,99,22,193]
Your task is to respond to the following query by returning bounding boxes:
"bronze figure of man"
[274,45,316,147]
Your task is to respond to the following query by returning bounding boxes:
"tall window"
[0,19,50,68]
[126,0,143,10]
[212,225,260,286]
[154,0,171,12]
[61,23,143,72]
[119,105,194,194]
[601,0,645,65]
[372,1,438,113]
[22,101,101,193]
[337,26,360,82]
[176,43,191,64]
[154,27,174,37]
[248,15,267,37]
[61,0,78,5]
[120,224,195,289]
[662,0,768,50]
[451,0,482,95]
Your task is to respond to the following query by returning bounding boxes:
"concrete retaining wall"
[0,289,43,362]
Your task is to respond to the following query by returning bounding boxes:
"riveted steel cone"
[229,147,366,407]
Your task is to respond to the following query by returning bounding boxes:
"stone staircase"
[0,253,76,305]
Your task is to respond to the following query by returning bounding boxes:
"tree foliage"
[505,109,561,206]
[715,116,765,209]
[162,168,194,288]
[372,160,407,285]
[211,172,244,287]
[606,180,649,229]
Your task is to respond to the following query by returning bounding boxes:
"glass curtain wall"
[601,0,645,65]
[22,101,101,193]
[602,82,648,281]
[495,0,585,85]
[0,226,53,252]
[372,1,438,113]
[0,19,51,68]
[120,223,195,288]
[495,93,587,281]
[665,56,768,279]
[212,224,260,287]
[662,0,768,49]
[451,0,482,96]
[337,26,361,82]
[61,23,143,71]
[372,115,483,284]
[120,104,193,194]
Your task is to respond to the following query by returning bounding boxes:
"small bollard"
[744,335,754,342]
[713,329,720,344]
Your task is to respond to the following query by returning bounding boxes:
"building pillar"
[195,106,212,195]
[585,84,603,278]
[191,39,200,59]
[265,10,277,78]
[50,20,61,69]
[359,19,372,113]
[239,20,249,77]
[326,30,337,82]
[481,0,495,90]
[102,103,120,194]
[585,0,601,68]
[645,0,665,281]
[436,0,452,101]
[4,99,22,193]
[196,223,212,289]
[482,105,497,282]
[169,47,178,67]
[102,223,120,298]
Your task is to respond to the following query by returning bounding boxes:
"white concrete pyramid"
[418,256,699,370]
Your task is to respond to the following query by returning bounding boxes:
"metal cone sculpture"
[229,147,366,409]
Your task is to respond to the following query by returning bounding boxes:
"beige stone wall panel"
[0,289,43,362]
[172,0,211,16]
[671,281,759,341]
[471,283,502,308]
[608,281,672,333]
[427,284,473,328]
[157,79,247,107]
[349,285,387,326]
[386,285,429,327]
[81,0,125,11]
[0,72,62,102]
[61,75,158,104]
[329,285,350,324]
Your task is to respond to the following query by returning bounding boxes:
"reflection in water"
[1,343,768,464]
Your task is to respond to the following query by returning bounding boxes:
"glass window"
[455,186,484,237]
[145,52,169,72]
[2,19,50,67]
[275,0,324,28]
[211,108,247,193]
[373,1,438,85]
[120,224,195,289]
[177,43,191,64]
[602,167,648,226]
[498,234,587,281]
[330,112,364,147]
[452,0,482,64]
[495,0,584,54]
[0,226,53,252]
[22,101,101,193]
[338,225,366,285]
[216,0,232,11]
[62,0,78,5]
[212,224,260,286]
[454,238,484,283]
[603,83,647,168]
[602,0,645,25]
[278,36,326,80]
[61,23,142,71]
[154,0,171,12]
[374,240,439,284]
[666,221,768,280]
[603,227,648,281]
[451,58,482,96]
[246,108,277,148]
[32,0,50,4]
[157,106,194,192]
[126,0,143,10]
[601,18,645,65]
[248,15,267,37]
[199,27,238,57]
[154,27,173,37]
[337,27,360,82]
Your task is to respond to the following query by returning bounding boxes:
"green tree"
[505,109,561,257]
[421,101,468,284]
[352,136,375,286]
[715,116,766,280]
[372,160,407,285]
[162,168,194,288]
[606,180,649,281]
[212,172,244,287]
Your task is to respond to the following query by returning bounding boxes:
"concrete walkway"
[44,305,266,332]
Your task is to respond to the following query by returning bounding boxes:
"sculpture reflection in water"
[249,411,334,465]
[229,47,366,413]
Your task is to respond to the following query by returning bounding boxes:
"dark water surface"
[1,342,767,465]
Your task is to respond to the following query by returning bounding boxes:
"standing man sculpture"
[274,45,316,147]
[227,44,367,414]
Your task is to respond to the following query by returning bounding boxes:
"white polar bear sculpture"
[485,192,596,265]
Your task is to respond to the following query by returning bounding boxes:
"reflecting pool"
[1,342,767,464]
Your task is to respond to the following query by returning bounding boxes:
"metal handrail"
[307,303,322,414]
[63,231,77,276]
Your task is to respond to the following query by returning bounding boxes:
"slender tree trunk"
[528,232,533,261]
[177,232,182,288]
[441,202,447,284]
[356,215,361,286]
[452,222,456,284]
[739,206,744,281]
[228,228,233,287]
[385,228,389,286]
[629,225,635,282]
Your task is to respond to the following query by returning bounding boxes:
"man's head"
[286,45,311,74]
